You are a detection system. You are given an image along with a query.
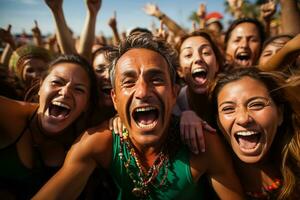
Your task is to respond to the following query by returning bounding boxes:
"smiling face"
[38,62,90,135]
[22,57,48,86]
[217,76,282,163]
[111,48,177,146]
[259,37,291,66]
[179,36,219,94]
[226,22,261,67]
[93,52,113,107]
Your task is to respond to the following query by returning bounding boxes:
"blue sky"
[0,0,233,37]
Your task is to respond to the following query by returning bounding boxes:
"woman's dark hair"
[262,34,293,50]
[92,45,115,62]
[177,30,225,71]
[225,18,265,48]
[210,67,300,199]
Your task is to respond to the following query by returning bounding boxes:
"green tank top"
[109,132,204,200]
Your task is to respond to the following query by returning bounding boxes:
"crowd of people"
[0,0,300,199]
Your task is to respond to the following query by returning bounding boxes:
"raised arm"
[280,0,300,35]
[143,3,186,37]
[0,25,15,66]
[108,11,121,45]
[78,0,101,62]
[33,126,112,200]
[197,3,206,29]
[44,0,77,54]
[260,0,277,38]
[31,20,44,47]
[259,34,300,71]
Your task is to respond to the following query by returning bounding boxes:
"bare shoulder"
[190,133,230,180]
[69,120,113,169]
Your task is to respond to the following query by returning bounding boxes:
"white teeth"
[192,68,206,74]
[137,122,156,129]
[236,131,258,136]
[136,107,156,112]
[52,101,70,109]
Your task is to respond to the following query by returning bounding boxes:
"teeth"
[136,107,156,112]
[137,122,156,129]
[236,131,258,136]
[192,68,206,74]
[52,101,70,109]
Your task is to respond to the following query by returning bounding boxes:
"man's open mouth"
[132,106,159,129]
[47,101,71,119]
[234,131,261,150]
[191,67,207,85]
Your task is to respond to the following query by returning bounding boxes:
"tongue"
[238,135,259,149]
[50,106,69,118]
[194,75,206,85]
[137,112,156,125]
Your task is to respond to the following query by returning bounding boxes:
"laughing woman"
[210,67,300,199]
[0,54,98,199]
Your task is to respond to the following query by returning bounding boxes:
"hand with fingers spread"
[260,0,276,21]
[143,3,162,18]
[180,110,216,154]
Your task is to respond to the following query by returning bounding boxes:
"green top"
[109,132,204,200]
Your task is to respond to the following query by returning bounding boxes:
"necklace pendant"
[132,187,147,197]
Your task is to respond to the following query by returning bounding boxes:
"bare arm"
[108,11,121,45]
[44,0,77,54]
[191,133,244,200]
[31,20,43,47]
[0,25,16,66]
[197,3,206,29]
[280,0,300,35]
[143,3,186,37]
[259,34,300,71]
[33,125,112,200]
[260,0,277,38]
[78,0,101,62]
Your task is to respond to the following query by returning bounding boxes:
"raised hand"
[31,20,41,37]
[108,11,117,29]
[85,0,101,16]
[44,0,63,11]
[143,3,161,17]
[197,3,206,19]
[0,25,14,44]
[260,0,276,21]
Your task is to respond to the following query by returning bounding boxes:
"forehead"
[181,36,211,49]
[231,22,259,36]
[218,76,269,102]
[115,48,169,75]
[48,62,89,83]
[23,57,47,67]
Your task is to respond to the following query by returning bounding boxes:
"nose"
[135,78,150,100]
[235,107,253,126]
[240,38,249,48]
[102,68,109,80]
[58,83,72,97]
[194,50,205,65]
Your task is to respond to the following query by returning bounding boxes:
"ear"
[111,89,118,111]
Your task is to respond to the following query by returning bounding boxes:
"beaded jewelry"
[118,128,170,199]
[246,178,282,199]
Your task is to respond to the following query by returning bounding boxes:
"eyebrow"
[181,44,211,51]
[52,75,88,88]
[219,96,270,107]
